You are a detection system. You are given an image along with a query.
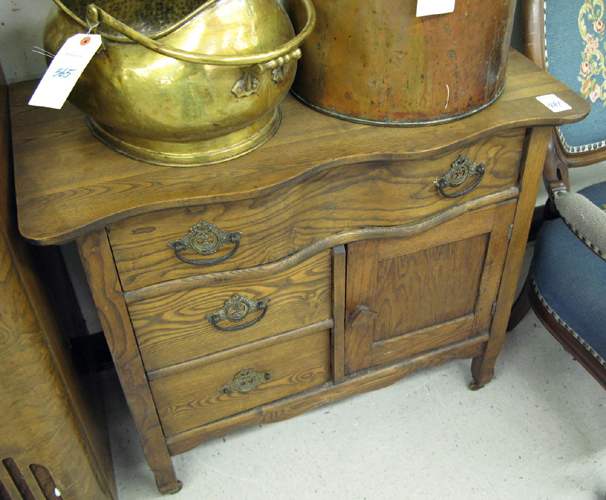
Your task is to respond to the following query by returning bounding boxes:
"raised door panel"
[344,201,516,375]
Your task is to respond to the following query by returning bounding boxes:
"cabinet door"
[344,201,516,375]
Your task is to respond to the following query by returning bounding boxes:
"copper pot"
[44,0,315,166]
[288,0,516,125]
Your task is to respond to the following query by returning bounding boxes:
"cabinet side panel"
[0,222,116,500]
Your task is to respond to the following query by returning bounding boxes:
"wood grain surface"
[8,48,592,495]
[345,202,516,374]
[129,251,331,371]
[331,245,346,384]
[150,328,331,437]
[11,51,589,246]
[166,333,488,455]
[1,68,117,499]
[123,186,519,303]
[471,126,553,388]
[109,129,523,290]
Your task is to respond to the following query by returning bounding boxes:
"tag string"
[32,46,55,59]
[87,21,100,34]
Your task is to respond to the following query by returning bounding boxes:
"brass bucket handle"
[54,1,316,68]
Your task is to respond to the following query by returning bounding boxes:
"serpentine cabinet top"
[10,50,589,246]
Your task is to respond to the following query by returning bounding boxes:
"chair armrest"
[553,190,606,260]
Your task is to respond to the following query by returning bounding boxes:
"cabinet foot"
[470,354,495,390]
[158,480,183,495]
[468,380,485,391]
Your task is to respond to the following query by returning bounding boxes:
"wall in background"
[0,0,525,84]
[0,0,49,84]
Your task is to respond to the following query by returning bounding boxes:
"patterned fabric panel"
[545,0,606,152]
[531,181,606,366]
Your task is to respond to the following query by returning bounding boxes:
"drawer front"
[129,251,331,371]
[150,328,331,437]
[109,129,525,290]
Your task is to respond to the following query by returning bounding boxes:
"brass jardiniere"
[44,0,316,166]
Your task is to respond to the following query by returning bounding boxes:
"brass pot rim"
[51,0,316,68]
[51,0,220,41]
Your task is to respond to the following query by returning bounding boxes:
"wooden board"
[11,51,589,246]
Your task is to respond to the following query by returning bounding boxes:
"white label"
[416,0,456,17]
[536,94,572,113]
[29,34,102,110]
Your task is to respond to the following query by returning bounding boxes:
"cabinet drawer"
[108,129,525,291]
[128,251,331,371]
[150,328,331,437]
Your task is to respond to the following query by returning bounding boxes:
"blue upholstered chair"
[510,0,606,389]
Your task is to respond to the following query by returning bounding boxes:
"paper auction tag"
[416,0,456,17]
[29,34,102,110]
[536,94,572,112]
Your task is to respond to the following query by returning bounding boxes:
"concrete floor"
[104,308,606,500]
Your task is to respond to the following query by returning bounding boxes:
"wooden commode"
[10,52,589,494]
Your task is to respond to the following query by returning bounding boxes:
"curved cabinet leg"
[507,278,532,332]
[78,230,181,494]
[158,480,183,496]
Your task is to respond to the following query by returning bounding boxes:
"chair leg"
[507,277,532,332]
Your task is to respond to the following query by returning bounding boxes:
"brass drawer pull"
[218,368,274,394]
[206,294,270,332]
[167,221,243,266]
[435,155,485,198]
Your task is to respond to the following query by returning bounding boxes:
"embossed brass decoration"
[44,0,316,166]
[231,72,261,98]
[167,221,242,266]
[218,368,274,394]
[271,67,286,83]
[434,156,486,198]
[263,52,302,83]
[206,294,270,331]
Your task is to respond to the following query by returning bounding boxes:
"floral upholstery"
[544,0,606,152]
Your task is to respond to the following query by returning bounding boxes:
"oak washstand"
[11,52,589,494]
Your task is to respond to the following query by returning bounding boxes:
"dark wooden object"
[0,70,117,498]
[11,51,589,494]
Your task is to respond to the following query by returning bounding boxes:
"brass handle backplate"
[218,368,274,394]
[167,221,242,266]
[206,294,270,332]
[434,155,485,199]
